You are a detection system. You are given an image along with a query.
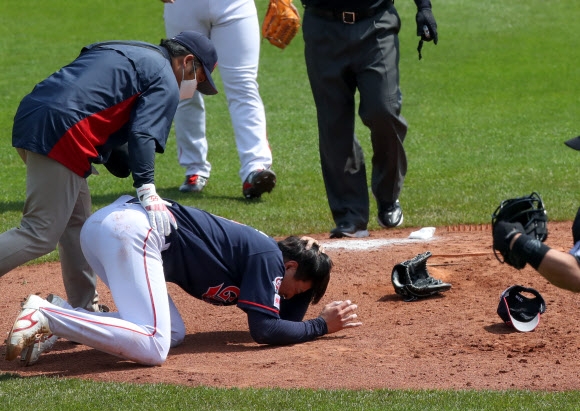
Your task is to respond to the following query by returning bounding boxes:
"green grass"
[1,0,579,238]
[1,0,580,407]
[1,374,580,410]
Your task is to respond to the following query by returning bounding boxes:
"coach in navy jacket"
[0,31,217,311]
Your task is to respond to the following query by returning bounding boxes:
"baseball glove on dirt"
[391,251,452,302]
[491,192,548,268]
[262,0,301,49]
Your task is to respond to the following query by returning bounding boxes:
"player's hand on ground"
[136,184,178,237]
[319,300,362,334]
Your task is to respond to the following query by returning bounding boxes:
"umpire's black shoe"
[378,200,404,228]
[330,223,369,239]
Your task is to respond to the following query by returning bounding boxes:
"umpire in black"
[300,0,437,238]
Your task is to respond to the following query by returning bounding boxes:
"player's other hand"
[416,8,438,44]
[136,184,178,237]
[320,300,362,334]
[301,236,326,254]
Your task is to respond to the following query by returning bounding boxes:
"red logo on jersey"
[273,277,283,293]
[202,283,240,306]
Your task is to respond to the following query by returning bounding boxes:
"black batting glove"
[572,206,580,245]
[416,8,438,45]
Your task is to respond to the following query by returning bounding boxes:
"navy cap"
[171,31,218,95]
[497,285,546,332]
[564,136,580,151]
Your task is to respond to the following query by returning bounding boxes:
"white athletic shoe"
[19,333,59,366]
[19,294,70,366]
[5,295,52,361]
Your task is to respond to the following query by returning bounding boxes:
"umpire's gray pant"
[303,3,408,228]
[0,149,98,310]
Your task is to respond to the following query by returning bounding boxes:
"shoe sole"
[5,295,47,361]
[179,184,206,193]
[244,171,276,199]
[22,293,67,364]
[20,343,35,366]
[19,294,72,365]
[20,333,58,366]
[330,229,369,239]
[377,214,404,228]
[179,175,208,193]
[179,183,206,193]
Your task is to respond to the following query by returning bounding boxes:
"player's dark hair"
[159,39,202,69]
[277,236,332,305]
[159,39,190,57]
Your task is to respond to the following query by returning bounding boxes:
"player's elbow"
[249,326,289,345]
[249,327,273,345]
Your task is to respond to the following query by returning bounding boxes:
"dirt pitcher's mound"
[2,222,580,391]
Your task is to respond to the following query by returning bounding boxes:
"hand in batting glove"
[136,184,177,237]
[572,207,580,245]
[492,220,527,269]
[416,8,438,44]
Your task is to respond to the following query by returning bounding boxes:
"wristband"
[414,0,432,9]
[512,235,550,270]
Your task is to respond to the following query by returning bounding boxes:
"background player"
[0,31,217,312]
[5,196,361,366]
[161,0,276,199]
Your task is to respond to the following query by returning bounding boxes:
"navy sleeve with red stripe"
[246,311,328,345]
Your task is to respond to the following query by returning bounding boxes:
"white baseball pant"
[35,196,186,365]
[164,0,272,182]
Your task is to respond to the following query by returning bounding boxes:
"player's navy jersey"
[161,201,286,318]
[12,41,178,185]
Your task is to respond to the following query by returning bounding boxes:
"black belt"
[305,2,392,24]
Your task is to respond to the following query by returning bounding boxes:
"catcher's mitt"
[262,0,301,49]
[391,251,452,302]
[491,192,548,266]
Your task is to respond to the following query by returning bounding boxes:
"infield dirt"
[2,221,580,391]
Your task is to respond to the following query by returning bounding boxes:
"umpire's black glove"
[416,8,438,44]
[414,0,438,60]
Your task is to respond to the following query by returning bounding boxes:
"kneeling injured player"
[5,195,362,366]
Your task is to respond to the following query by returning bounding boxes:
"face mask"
[179,63,198,100]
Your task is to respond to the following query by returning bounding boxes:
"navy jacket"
[12,41,179,187]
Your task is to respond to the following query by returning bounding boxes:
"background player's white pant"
[164,0,272,182]
[37,196,186,365]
